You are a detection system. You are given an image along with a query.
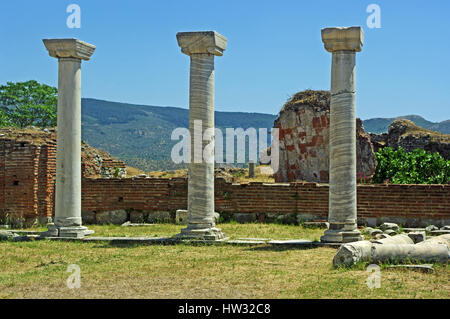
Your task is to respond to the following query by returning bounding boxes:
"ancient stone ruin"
[175,31,227,241]
[41,38,96,238]
[0,28,447,272]
[370,119,450,159]
[274,90,376,183]
[320,26,364,243]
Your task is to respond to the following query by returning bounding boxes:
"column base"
[40,223,94,239]
[176,226,227,241]
[320,229,362,243]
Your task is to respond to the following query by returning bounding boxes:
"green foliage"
[373,147,450,184]
[0,80,57,128]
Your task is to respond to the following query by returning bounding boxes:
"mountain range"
[81,98,449,171]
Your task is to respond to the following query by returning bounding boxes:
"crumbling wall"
[0,127,127,225]
[370,119,450,159]
[273,90,376,183]
[79,178,450,227]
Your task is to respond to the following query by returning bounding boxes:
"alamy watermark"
[171,122,280,173]
[366,4,381,29]
[366,264,381,289]
[66,4,81,29]
[66,264,81,289]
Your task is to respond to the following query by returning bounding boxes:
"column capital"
[176,31,227,56]
[43,38,96,61]
[321,26,363,53]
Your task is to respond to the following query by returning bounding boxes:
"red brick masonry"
[81,178,449,227]
[1,139,449,227]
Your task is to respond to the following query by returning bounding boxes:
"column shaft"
[54,58,82,227]
[187,54,215,228]
[329,51,357,226]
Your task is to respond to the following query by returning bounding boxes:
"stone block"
[96,210,128,225]
[130,211,145,224]
[233,213,257,223]
[407,231,426,244]
[147,211,171,224]
[369,229,383,237]
[214,212,220,224]
[425,225,439,232]
[82,211,96,225]
[380,222,400,231]
[176,210,188,225]
[277,213,298,225]
[384,229,397,236]
[296,213,317,224]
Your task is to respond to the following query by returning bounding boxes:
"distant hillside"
[81,98,276,171]
[362,115,449,134]
[81,98,449,170]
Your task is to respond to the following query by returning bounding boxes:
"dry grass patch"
[0,224,448,299]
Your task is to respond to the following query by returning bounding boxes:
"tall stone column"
[176,31,227,240]
[42,39,95,238]
[320,27,364,243]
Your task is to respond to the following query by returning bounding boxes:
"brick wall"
[1,138,449,227]
[80,178,450,227]
[0,140,42,226]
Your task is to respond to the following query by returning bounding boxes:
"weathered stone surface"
[214,212,220,224]
[407,231,426,244]
[441,226,450,231]
[81,211,96,224]
[425,225,439,232]
[417,234,450,249]
[362,227,374,233]
[176,210,188,225]
[403,228,426,233]
[96,210,128,225]
[333,240,373,266]
[380,222,400,231]
[321,26,363,52]
[374,233,389,240]
[175,30,226,241]
[369,229,383,237]
[370,119,450,160]
[43,38,96,61]
[274,91,376,183]
[130,211,145,224]
[372,234,414,245]
[176,31,227,56]
[233,213,257,223]
[0,230,18,240]
[147,211,171,224]
[41,38,95,239]
[371,244,448,264]
[384,229,398,236]
[319,27,364,244]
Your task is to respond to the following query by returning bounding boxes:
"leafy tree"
[0,80,57,128]
[373,147,450,184]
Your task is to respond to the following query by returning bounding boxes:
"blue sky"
[0,0,449,122]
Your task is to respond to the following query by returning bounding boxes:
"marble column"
[320,27,364,243]
[42,39,95,238]
[176,31,227,240]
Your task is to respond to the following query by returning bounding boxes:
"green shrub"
[372,147,450,184]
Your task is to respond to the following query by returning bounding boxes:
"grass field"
[0,223,448,299]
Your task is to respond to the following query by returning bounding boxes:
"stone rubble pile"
[333,222,450,266]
